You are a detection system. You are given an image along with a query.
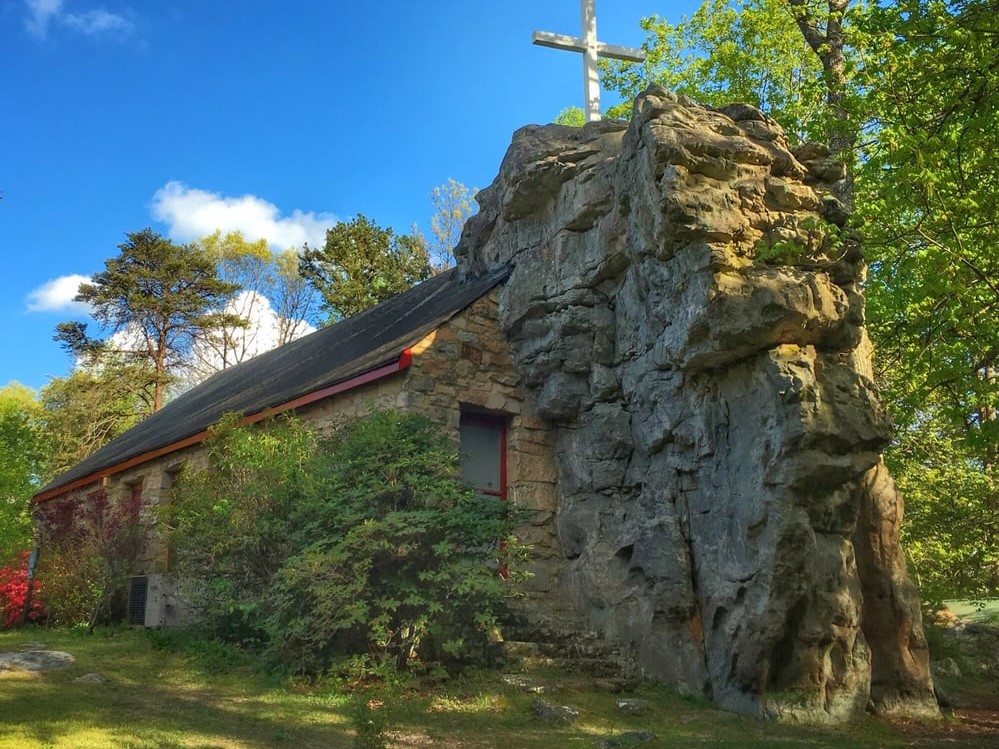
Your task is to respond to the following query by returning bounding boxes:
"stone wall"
[397,291,565,606]
[455,87,938,722]
[302,290,566,609]
[41,292,566,621]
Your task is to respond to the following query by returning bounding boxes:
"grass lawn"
[0,627,989,749]
[944,599,999,622]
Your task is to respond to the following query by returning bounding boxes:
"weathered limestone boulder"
[457,87,937,722]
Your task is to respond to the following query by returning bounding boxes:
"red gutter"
[33,349,414,504]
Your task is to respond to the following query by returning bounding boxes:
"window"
[459,411,507,499]
[460,411,510,577]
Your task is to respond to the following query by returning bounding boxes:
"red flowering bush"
[0,552,45,628]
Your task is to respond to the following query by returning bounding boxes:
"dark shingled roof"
[37,266,510,499]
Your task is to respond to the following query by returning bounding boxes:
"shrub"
[171,411,527,675]
[168,412,317,647]
[33,488,145,629]
[0,551,45,628]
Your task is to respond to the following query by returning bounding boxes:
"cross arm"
[532,30,646,63]
[597,42,646,63]
[532,30,586,53]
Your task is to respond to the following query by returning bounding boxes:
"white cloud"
[25,274,92,313]
[178,290,316,390]
[25,0,62,37]
[151,182,336,251]
[24,0,132,39]
[63,8,131,35]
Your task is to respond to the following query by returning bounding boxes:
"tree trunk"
[786,0,855,207]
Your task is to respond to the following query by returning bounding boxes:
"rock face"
[457,87,938,722]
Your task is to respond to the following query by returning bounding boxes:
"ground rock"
[616,698,650,716]
[74,672,109,683]
[931,658,963,680]
[0,650,75,672]
[459,85,937,722]
[599,731,657,748]
[532,698,580,724]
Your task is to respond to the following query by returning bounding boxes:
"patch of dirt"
[889,704,999,748]
[894,616,999,747]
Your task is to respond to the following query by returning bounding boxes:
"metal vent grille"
[127,575,149,626]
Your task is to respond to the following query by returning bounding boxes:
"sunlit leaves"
[299,215,433,324]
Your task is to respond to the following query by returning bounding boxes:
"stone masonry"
[47,290,567,618]
[455,86,939,722]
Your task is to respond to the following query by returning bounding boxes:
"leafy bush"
[0,551,45,628]
[33,489,145,629]
[170,411,526,675]
[145,628,256,675]
[891,421,999,609]
[167,412,316,647]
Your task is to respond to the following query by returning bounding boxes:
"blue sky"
[1,0,693,391]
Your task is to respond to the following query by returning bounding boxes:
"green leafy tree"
[429,179,475,270]
[0,383,48,562]
[184,231,320,385]
[859,0,999,448]
[856,0,999,600]
[55,229,240,412]
[40,360,150,476]
[887,411,998,607]
[600,0,829,142]
[299,215,432,324]
[554,106,586,127]
[170,411,525,675]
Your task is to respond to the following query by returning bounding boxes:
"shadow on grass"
[0,629,351,749]
[1,628,975,749]
[0,674,353,749]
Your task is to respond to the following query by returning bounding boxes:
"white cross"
[532,0,646,122]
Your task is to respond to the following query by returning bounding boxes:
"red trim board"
[33,350,413,503]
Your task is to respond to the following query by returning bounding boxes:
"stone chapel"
[34,88,939,723]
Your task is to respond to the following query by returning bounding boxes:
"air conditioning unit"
[127,574,187,627]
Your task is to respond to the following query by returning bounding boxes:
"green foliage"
[33,488,145,629]
[553,106,586,127]
[600,0,830,141]
[349,690,390,749]
[299,215,433,323]
[855,0,999,600]
[168,412,314,646]
[0,383,48,561]
[145,627,257,675]
[188,230,320,383]
[887,414,998,608]
[39,360,149,476]
[428,179,475,269]
[753,215,854,266]
[170,411,525,676]
[55,228,240,411]
[858,0,999,448]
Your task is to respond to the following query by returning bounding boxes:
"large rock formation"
[457,87,938,722]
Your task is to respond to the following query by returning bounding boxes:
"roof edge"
[33,349,414,504]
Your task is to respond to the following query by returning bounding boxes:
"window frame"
[459,410,508,501]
